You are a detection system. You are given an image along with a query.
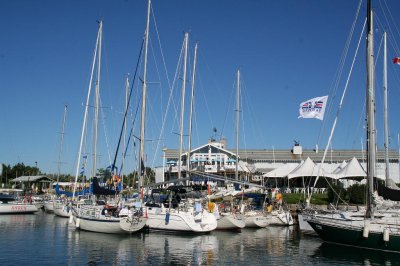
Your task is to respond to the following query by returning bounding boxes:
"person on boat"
[275,191,283,208]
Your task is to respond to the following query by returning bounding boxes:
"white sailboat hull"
[297,213,314,232]
[74,215,124,234]
[266,210,294,226]
[244,212,269,228]
[72,205,147,234]
[53,202,71,218]
[44,201,54,212]
[145,206,217,232]
[216,213,246,230]
[0,203,38,214]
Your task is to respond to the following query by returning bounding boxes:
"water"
[1,211,399,265]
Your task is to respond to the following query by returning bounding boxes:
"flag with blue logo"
[298,95,328,120]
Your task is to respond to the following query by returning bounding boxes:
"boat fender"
[165,212,170,225]
[363,221,370,238]
[76,218,80,228]
[383,228,390,242]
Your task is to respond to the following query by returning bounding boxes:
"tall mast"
[92,20,103,177]
[122,75,129,187]
[366,0,376,218]
[178,32,189,180]
[138,0,151,189]
[57,105,68,183]
[187,42,198,176]
[383,31,390,185]
[73,21,101,199]
[235,69,240,181]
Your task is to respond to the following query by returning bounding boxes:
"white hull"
[266,210,294,226]
[216,213,246,230]
[244,212,269,228]
[44,201,54,212]
[297,213,314,232]
[0,203,38,214]
[74,215,125,234]
[120,216,147,233]
[72,205,146,234]
[145,206,217,233]
[53,202,71,218]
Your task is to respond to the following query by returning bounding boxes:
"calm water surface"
[0,211,399,265]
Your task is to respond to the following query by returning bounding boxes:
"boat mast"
[122,75,129,188]
[56,105,68,183]
[178,32,189,180]
[383,31,390,185]
[187,42,198,177]
[366,0,376,218]
[235,69,240,181]
[92,20,103,178]
[138,0,151,189]
[72,21,102,199]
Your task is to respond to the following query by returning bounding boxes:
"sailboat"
[70,19,146,234]
[307,0,400,253]
[0,189,39,214]
[143,31,217,233]
[375,30,400,201]
[45,105,68,214]
[213,70,246,230]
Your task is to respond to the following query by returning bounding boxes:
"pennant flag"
[393,57,400,64]
[298,95,328,120]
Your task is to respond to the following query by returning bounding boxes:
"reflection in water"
[314,242,400,266]
[1,213,399,265]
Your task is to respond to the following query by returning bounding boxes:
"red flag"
[392,57,400,64]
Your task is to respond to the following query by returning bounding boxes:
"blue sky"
[1,0,400,176]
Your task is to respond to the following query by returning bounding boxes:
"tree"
[1,163,41,186]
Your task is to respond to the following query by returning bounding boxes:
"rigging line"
[241,76,267,150]
[99,96,112,167]
[150,3,185,167]
[317,0,363,148]
[148,39,188,169]
[219,77,236,142]
[151,3,173,90]
[151,38,184,169]
[73,21,101,197]
[197,70,216,136]
[110,39,144,173]
[379,0,400,54]
[152,38,184,168]
[309,17,366,203]
[238,75,249,164]
[239,72,267,153]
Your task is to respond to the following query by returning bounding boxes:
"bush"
[327,183,347,204]
[283,193,328,205]
[347,183,366,204]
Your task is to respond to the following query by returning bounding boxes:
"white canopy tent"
[334,157,366,180]
[332,160,348,174]
[287,157,335,179]
[263,164,298,178]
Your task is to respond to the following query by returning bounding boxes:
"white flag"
[298,95,328,120]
